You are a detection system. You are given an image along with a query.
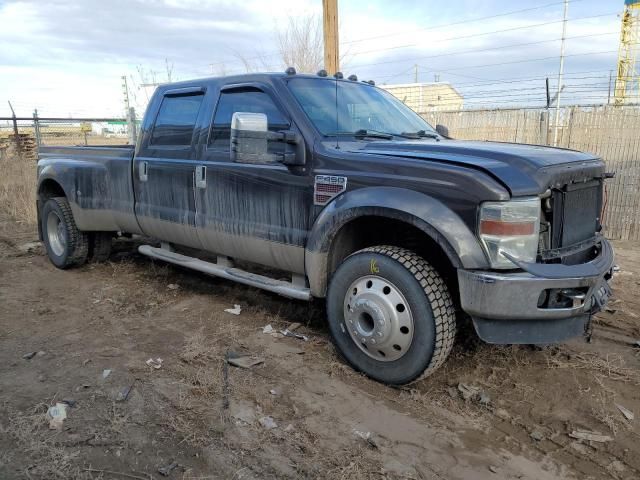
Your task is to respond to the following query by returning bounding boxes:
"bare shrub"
[0,152,37,224]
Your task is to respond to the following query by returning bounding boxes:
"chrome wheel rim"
[46,211,66,257]
[343,275,414,362]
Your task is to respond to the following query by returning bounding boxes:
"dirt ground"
[1,211,639,480]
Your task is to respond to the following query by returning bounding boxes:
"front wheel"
[327,246,456,385]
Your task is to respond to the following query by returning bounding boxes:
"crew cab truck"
[37,69,614,385]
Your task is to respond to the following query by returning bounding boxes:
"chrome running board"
[138,245,311,301]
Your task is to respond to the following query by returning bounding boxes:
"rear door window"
[150,93,204,146]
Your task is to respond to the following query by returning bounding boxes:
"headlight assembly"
[478,197,540,269]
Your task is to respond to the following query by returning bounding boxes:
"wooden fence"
[422,106,640,242]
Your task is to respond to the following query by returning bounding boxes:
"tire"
[88,232,113,263]
[41,197,89,269]
[327,246,456,385]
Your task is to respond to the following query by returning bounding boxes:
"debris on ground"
[224,304,242,315]
[22,351,37,360]
[146,358,163,369]
[227,354,264,369]
[494,408,511,421]
[488,465,498,473]
[280,328,309,341]
[259,416,278,430]
[102,369,112,379]
[269,388,281,396]
[478,391,491,406]
[262,324,274,334]
[284,423,295,432]
[36,350,46,357]
[116,382,135,402]
[615,404,634,422]
[633,340,640,349]
[61,399,77,408]
[530,430,545,442]
[287,322,302,331]
[458,383,481,401]
[569,429,614,443]
[17,241,41,254]
[158,461,179,476]
[353,429,379,449]
[281,346,305,355]
[167,283,180,290]
[47,402,68,430]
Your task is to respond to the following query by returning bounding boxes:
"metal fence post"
[33,109,42,147]
[127,107,137,145]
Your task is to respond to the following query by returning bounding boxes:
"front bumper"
[458,238,614,344]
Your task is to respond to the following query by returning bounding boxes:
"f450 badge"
[314,175,347,206]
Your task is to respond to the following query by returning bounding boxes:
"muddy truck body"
[37,71,615,384]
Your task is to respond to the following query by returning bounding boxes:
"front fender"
[304,186,489,297]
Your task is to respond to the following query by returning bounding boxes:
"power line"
[361,48,620,73]
[342,0,588,45]
[350,31,618,69]
[205,1,601,69]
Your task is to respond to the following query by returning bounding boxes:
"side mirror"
[230,112,269,164]
[230,112,305,165]
[436,124,451,139]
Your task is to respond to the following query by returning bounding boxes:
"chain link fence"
[0,110,138,161]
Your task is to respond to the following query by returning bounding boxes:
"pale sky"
[0,0,623,118]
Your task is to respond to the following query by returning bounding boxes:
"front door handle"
[139,161,148,182]
[195,165,207,189]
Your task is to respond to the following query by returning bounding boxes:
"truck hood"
[355,139,605,196]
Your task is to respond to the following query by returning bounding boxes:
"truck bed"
[38,144,135,161]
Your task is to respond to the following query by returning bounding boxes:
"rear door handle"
[139,161,148,182]
[195,165,207,189]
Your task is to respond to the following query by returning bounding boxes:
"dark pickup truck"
[37,70,614,384]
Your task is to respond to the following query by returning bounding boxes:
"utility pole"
[121,76,131,117]
[322,0,339,75]
[553,0,569,147]
[414,64,418,83]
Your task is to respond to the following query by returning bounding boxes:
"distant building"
[380,82,463,113]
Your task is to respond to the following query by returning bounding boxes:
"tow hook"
[559,289,586,309]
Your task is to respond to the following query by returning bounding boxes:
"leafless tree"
[275,14,324,73]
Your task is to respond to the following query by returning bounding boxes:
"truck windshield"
[287,77,437,138]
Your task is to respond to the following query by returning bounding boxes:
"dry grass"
[0,153,37,224]
[1,403,91,479]
[545,351,640,385]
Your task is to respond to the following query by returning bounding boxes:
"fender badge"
[314,175,347,206]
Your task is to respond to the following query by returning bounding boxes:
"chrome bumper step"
[138,245,311,301]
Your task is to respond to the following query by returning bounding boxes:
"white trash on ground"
[224,304,242,315]
[47,403,68,430]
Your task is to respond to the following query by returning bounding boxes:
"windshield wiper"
[325,129,394,140]
[400,130,439,139]
[353,129,394,139]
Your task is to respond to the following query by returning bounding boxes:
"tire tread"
[49,197,89,267]
[356,245,456,382]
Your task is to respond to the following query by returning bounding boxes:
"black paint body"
[37,73,607,307]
